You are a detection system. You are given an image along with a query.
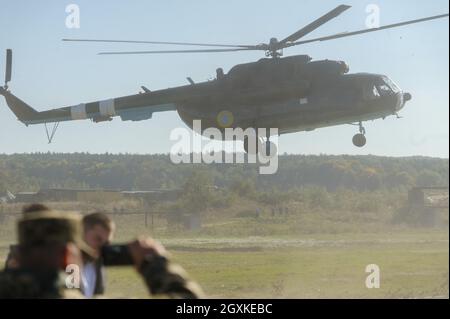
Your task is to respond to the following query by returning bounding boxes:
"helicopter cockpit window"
[373,76,400,96]
[382,76,401,93]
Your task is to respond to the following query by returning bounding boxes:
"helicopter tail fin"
[0,87,40,123]
[1,49,40,124]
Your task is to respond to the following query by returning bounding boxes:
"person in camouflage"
[4,204,53,270]
[0,206,204,299]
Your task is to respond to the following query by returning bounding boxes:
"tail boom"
[0,87,177,125]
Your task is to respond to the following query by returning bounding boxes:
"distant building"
[14,192,39,203]
[37,188,122,203]
[121,189,181,202]
[408,186,449,226]
[10,188,181,204]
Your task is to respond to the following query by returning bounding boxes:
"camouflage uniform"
[0,210,203,299]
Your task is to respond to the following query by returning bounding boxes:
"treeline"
[0,153,448,194]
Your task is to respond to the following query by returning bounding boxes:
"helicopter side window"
[363,85,380,100]
[372,86,380,97]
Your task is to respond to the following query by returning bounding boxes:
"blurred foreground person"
[0,206,204,299]
[81,212,115,297]
[3,204,51,270]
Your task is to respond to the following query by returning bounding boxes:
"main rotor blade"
[98,48,257,55]
[279,4,351,46]
[286,13,449,48]
[63,38,256,49]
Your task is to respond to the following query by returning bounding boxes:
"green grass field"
[103,231,449,298]
[1,205,448,299]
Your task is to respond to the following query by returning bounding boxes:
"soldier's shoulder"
[0,269,13,285]
[0,269,41,298]
[0,269,28,288]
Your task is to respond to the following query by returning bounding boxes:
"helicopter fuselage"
[176,56,409,138]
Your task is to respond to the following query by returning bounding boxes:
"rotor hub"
[266,38,283,58]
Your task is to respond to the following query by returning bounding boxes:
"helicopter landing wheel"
[352,133,366,147]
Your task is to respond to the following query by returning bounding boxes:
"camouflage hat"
[17,210,97,258]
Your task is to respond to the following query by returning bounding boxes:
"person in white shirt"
[81,212,115,297]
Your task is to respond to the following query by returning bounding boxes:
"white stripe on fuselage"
[99,99,116,117]
[71,103,87,120]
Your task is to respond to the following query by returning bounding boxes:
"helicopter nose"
[395,91,412,112]
[403,92,412,102]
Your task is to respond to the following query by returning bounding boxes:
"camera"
[101,244,134,266]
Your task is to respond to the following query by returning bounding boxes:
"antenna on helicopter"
[186,77,195,85]
[4,49,12,90]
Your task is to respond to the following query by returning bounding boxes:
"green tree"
[416,170,442,187]
[180,170,215,213]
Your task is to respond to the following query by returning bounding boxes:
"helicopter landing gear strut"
[262,133,278,158]
[243,130,277,157]
[243,134,265,154]
[243,130,259,154]
[352,122,366,148]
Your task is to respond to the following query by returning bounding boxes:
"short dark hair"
[22,203,50,214]
[82,212,114,233]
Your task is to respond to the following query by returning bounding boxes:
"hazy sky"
[0,0,448,157]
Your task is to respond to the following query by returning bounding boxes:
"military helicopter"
[1,5,448,153]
